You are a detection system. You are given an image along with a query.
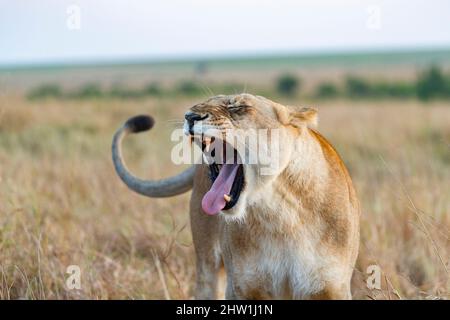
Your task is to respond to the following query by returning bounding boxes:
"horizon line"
[1,45,450,71]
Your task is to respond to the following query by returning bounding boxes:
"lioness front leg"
[194,251,223,299]
[190,166,224,299]
[190,205,223,299]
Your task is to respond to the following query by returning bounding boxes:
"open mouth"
[196,136,245,215]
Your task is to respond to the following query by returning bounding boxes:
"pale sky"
[1,0,450,65]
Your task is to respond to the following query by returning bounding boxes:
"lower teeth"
[224,194,231,202]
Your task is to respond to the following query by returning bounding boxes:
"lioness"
[112,94,360,299]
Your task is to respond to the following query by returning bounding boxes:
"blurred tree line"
[27,65,450,102]
[316,65,450,101]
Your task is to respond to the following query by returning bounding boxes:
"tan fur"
[114,93,360,300]
[189,94,359,299]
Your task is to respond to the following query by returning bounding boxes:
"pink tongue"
[202,164,239,215]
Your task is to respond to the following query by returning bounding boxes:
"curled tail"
[112,115,195,197]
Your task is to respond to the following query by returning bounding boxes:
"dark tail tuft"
[125,115,155,133]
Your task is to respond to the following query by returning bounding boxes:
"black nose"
[185,112,207,123]
[185,113,208,135]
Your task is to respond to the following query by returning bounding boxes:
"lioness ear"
[289,107,318,128]
[274,103,318,128]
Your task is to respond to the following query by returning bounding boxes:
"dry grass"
[0,94,448,299]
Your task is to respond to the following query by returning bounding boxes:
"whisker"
[242,82,248,94]
[166,119,184,123]
[200,85,214,97]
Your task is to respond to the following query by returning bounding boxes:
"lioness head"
[183,93,317,220]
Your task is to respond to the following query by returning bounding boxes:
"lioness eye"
[229,104,249,111]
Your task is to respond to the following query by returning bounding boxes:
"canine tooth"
[203,136,211,144]
[204,141,211,152]
[223,194,231,202]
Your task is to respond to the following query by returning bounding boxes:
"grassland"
[0,50,449,299]
[0,92,448,299]
[2,48,450,94]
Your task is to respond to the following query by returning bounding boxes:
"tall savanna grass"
[0,94,448,299]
